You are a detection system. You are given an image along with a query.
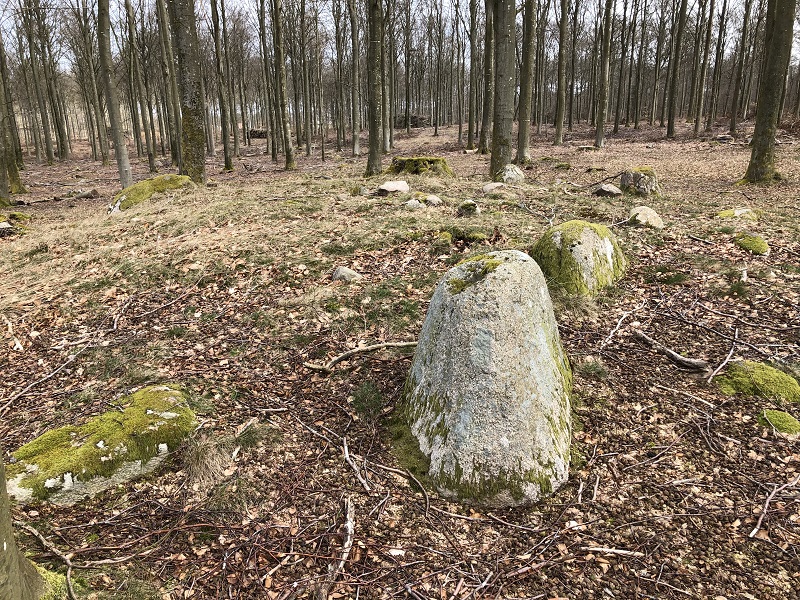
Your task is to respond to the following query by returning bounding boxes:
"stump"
[390,156,454,177]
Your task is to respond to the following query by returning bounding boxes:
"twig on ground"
[315,497,355,600]
[14,520,77,600]
[581,546,645,558]
[343,437,372,493]
[708,328,738,383]
[599,300,648,350]
[653,384,716,409]
[132,274,204,319]
[632,329,710,371]
[1,346,91,416]
[688,234,714,245]
[749,474,800,539]
[304,341,417,373]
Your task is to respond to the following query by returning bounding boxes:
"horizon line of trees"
[0,0,797,198]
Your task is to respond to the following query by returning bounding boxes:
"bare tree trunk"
[0,456,45,599]
[467,0,478,148]
[694,0,715,135]
[744,0,796,181]
[490,0,515,177]
[347,0,362,155]
[211,0,234,170]
[272,0,296,169]
[666,0,688,138]
[365,0,383,175]
[595,0,614,147]
[98,0,132,188]
[156,0,182,167]
[167,0,206,184]
[478,0,494,154]
[516,0,536,162]
[707,0,727,130]
[730,0,754,134]
[554,0,568,144]
[125,0,155,172]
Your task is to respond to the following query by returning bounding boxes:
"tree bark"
[346,0,362,155]
[478,0,494,154]
[365,0,383,175]
[98,0,133,188]
[744,0,796,181]
[489,0,515,178]
[666,0,688,138]
[167,0,207,184]
[594,0,614,147]
[211,0,234,170]
[729,0,754,134]
[0,455,45,599]
[272,0,296,169]
[516,0,536,162]
[554,0,569,144]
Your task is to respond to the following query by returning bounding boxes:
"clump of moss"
[716,208,759,220]
[9,384,197,500]
[431,231,453,255]
[447,254,504,294]
[555,162,571,170]
[734,232,769,255]
[8,212,30,221]
[35,564,68,600]
[457,199,480,217]
[529,220,627,297]
[114,174,193,210]
[443,225,487,244]
[390,156,454,177]
[717,361,800,404]
[758,409,800,435]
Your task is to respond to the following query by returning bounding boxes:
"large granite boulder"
[530,220,627,296]
[7,384,196,505]
[398,250,572,507]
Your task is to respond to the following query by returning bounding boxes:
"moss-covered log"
[390,156,454,177]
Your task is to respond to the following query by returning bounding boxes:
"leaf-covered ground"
[1,122,799,599]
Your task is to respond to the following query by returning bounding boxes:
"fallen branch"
[749,474,800,539]
[343,437,372,492]
[14,520,77,600]
[304,341,417,373]
[581,546,645,558]
[708,328,738,383]
[315,497,355,600]
[599,300,648,350]
[632,329,710,371]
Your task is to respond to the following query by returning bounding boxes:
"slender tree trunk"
[633,0,648,127]
[730,0,754,134]
[365,0,383,175]
[478,0,494,154]
[346,0,362,155]
[156,0,182,167]
[211,0,233,170]
[694,0,715,135]
[613,0,629,134]
[744,0,796,181]
[666,0,688,138]
[554,0,568,144]
[568,0,580,130]
[707,0,727,130]
[595,0,614,147]
[490,0,515,177]
[98,0,132,188]
[167,0,206,184]
[467,0,478,148]
[516,0,536,161]
[125,0,155,172]
[272,0,296,169]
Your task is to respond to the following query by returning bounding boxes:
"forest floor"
[1,120,799,600]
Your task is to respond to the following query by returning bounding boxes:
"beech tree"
[489,0,514,178]
[744,0,796,181]
[365,0,383,175]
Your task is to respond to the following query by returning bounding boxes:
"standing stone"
[399,250,572,507]
[496,164,525,184]
[457,200,481,216]
[530,220,627,296]
[620,167,661,196]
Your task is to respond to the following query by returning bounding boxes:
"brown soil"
[1,121,799,599]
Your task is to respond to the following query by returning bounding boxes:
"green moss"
[389,156,454,177]
[114,175,193,210]
[555,162,571,170]
[35,564,68,600]
[758,409,800,434]
[530,220,627,297]
[734,232,769,255]
[442,225,487,244]
[8,212,30,221]
[447,254,505,294]
[9,384,196,499]
[717,208,759,220]
[632,166,656,178]
[717,361,800,404]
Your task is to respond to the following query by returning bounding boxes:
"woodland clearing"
[1,121,799,599]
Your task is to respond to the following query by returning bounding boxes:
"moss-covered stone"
[716,208,759,220]
[620,167,661,196]
[530,220,627,297]
[35,564,68,600]
[717,361,800,404]
[758,409,800,435]
[390,156,454,177]
[7,384,197,503]
[114,175,193,210]
[447,254,505,293]
[734,232,769,255]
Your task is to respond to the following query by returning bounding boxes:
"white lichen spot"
[158,443,169,454]
[96,440,106,449]
[63,472,74,489]
[44,477,62,489]
[158,411,179,419]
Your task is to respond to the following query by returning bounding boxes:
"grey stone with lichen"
[620,168,661,196]
[402,250,572,508]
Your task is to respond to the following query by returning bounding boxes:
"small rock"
[0,221,13,229]
[594,184,623,197]
[424,195,442,206]
[629,206,664,229]
[717,207,757,220]
[457,200,480,217]
[496,164,525,184]
[405,199,424,210]
[377,180,410,195]
[734,232,769,256]
[713,134,734,142]
[335,193,349,202]
[482,182,504,194]
[332,266,363,282]
[620,167,661,196]
[577,145,599,152]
